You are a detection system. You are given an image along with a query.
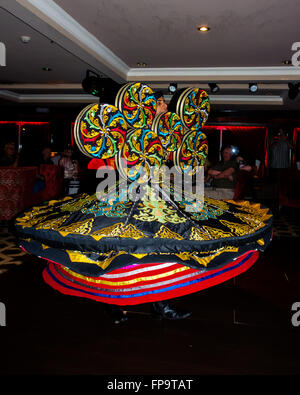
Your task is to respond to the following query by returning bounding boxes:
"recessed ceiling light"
[197,25,210,32]
[282,60,292,65]
[137,62,147,67]
[20,35,31,43]
[42,67,52,71]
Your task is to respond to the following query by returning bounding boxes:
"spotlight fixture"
[197,25,210,32]
[249,83,258,93]
[282,60,292,65]
[136,62,147,67]
[42,67,52,71]
[168,83,177,94]
[82,70,103,96]
[208,83,219,93]
[288,82,300,100]
[82,70,121,101]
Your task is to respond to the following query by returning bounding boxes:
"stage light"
[168,83,177,94]
[208,83,219,93]
[82,70,103,96]
[249,83,258,93]
[288,82,300,100]
[82,70,121,102]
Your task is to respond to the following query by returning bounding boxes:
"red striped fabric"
[42,250,259,305]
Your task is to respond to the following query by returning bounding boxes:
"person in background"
[59,146,80,195]
[233,153,254,201]
[32,146,55,193]
[51,151,61,166]
[206,145,238,200]
[39,146,54,165]
[270,129,293,171]
[236,155,252,173]
[0,141,19,167]
[269,128,293,186]
[269,129,294,211]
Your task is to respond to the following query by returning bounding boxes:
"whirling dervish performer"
[15,82,272,324]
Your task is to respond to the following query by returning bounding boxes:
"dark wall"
[0,103,88,166]
[0,103,300,167]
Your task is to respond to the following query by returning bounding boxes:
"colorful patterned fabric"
[74,103,127,159]
[14,83,272,306]
[152,111,184,153]
[176,88,210,130]
[116,128,164,182]
[15,185,272,277]
[42,250,259,305]
[115,82,157,129]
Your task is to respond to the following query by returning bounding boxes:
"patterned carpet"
[272,211,300,238]
[0,209,299,275]
[0,225,27,275]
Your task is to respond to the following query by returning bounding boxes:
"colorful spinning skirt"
[15,184,272,305]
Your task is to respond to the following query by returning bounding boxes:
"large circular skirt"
[15,187,272,306]
[42,250,259,306]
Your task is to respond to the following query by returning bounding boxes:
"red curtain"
[292,128,300,165]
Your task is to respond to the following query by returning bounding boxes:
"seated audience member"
[236,155,253,173]
[233,154,255,200]
[205,146,238,200]
[0,141,19,167]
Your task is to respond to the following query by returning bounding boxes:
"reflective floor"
[1,211,300,375]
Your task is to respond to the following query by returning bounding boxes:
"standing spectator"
[269,129,294,212]
[59,146,80,195]
[270,129,293,171]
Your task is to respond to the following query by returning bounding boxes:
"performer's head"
[154,91,167,115]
